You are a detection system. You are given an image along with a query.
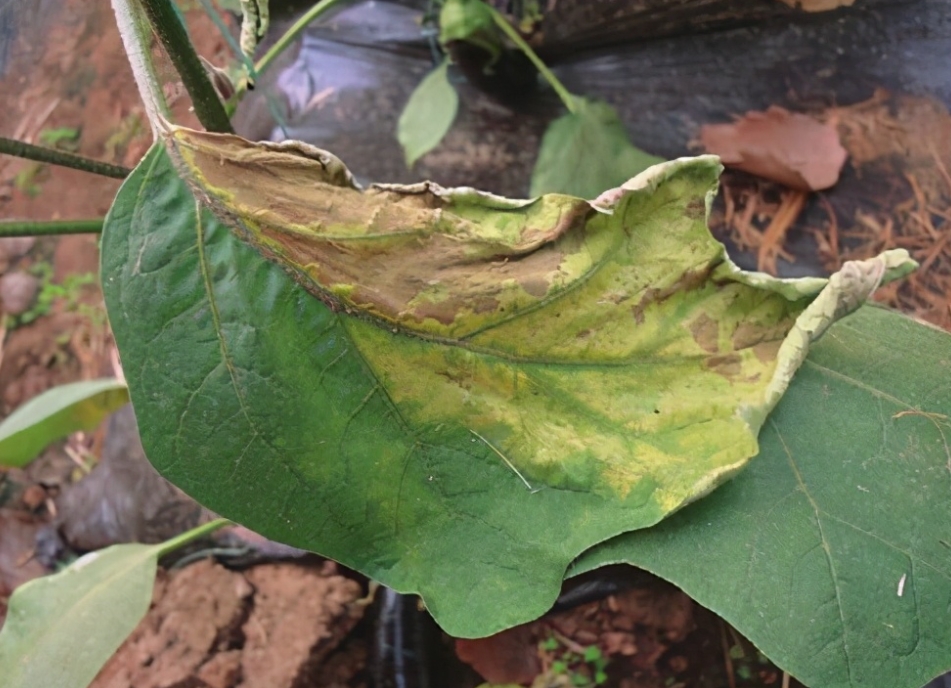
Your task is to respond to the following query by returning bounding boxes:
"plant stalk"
[0,219,105,237]
[0,137,130,179]
[482,2,576,114]
[255,0,349,76]
[137,0,234,133]
[156,518,232,557]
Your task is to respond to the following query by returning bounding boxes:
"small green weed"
[540,634,609,687]
[14,163,46,197]
[38,127,80,151]
[13,262,97,327]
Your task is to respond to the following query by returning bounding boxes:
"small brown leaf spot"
[689,313,720,353]
[752,340,782,363]
[412,297,464,325]
[519,276,550,299]
[684,197,706,220]
[631,288,659,324]
[704,354,742,379]
[472,296,501,314]
[598,290,628,306]
[575,329,593,340]
[732,322,765,350]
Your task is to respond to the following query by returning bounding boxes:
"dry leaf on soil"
[700,106,847,191]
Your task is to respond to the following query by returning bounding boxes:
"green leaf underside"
[0,379,129,467]
[398,60,459,167]
[530,99,664,199]
[103,144,901,637]
[571,306,951,688]
[0,544,157,688]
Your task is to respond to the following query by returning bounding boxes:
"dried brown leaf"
[700,106,847,191]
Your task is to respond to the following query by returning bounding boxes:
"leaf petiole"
[156,518,232,558]
[480,1,577,113]
[255,0,350,77]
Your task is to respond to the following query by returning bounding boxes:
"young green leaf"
[570,306,951,688]
[0,519,227,688]
[439,0,502,62]
[102,141,911,638]
[397,59,459,167]
[0,379,129,467]
[530,98,663,199]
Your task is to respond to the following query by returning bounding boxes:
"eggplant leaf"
[531,98,663,199]
[0,379,129,467]
[398,59,459,167]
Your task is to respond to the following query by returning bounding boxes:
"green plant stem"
[0,137,130,179]
[138,0,234,133]
[156,518,232,557]
[482,3,576,114]
[0,220,105,237]
[255,0,349,76]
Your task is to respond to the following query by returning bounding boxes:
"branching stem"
[482,2,577,114]
[0,137,130,179]
[137,0,234,133]
[0,220,105,237]
[156,518,232,557]
[255,0,349,76]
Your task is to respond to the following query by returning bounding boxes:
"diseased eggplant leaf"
[570,306,951,688]
[102,142,911,638]
[398,59,459,167]
[530,98,663,199]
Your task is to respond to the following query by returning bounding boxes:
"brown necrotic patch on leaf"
[704,354,743,379]
[731,319,800,351]
[632,265,717,325]
[166,127,600,339]
[689,313,720,353]
[684,196,707,220]
[752,340,783,364]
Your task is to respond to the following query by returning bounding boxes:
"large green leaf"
[101,144,909,637]
[571,306,951,688]
[0,544,157,688]
[0,379,129,467]
[397,59,459,167]
[530,99,663,199]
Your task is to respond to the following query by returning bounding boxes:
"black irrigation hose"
[371,587,434,688]
[368,566,658,688]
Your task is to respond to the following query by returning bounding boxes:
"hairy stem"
[111,0,172,138]
[0,137,130,179]
[0,219,105,238]
[255,0,349,76]
[483,2,576,114]
[137,0,234,133]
